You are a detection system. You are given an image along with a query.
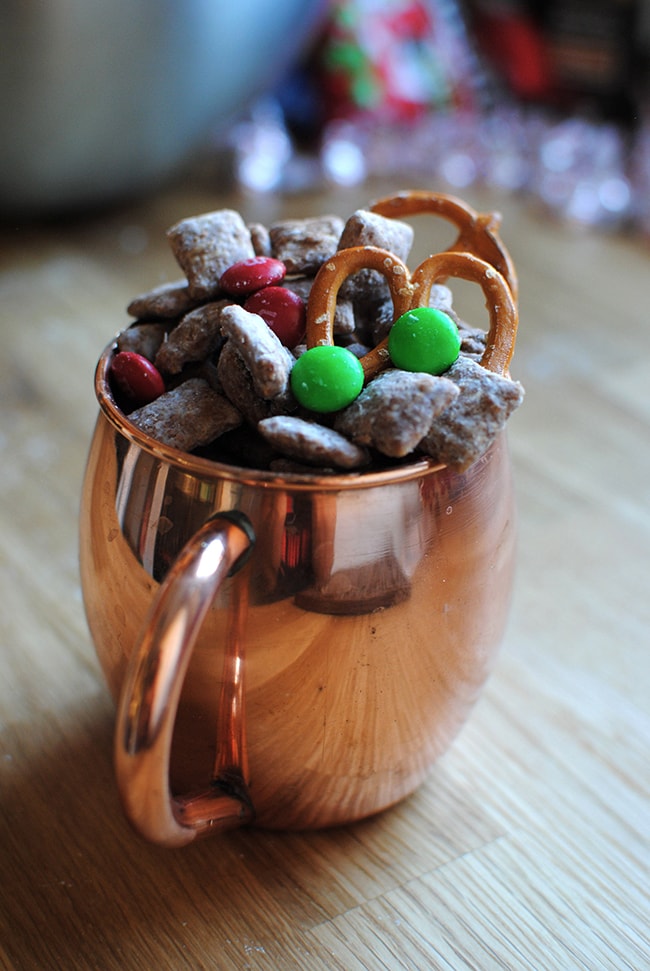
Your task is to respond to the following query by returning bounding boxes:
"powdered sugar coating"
[128,378,242,451]
[167,210,254,300]
[335,369,459,458]
[258,416,370,469]
[219,304,294,400]
[109,194,523,473]
[419,355,524,470]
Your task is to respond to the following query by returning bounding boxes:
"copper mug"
[80,343,516,847]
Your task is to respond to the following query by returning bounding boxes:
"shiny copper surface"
[80,345,517,846]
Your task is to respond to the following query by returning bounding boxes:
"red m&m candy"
[220,257,286,296]
[109,351,165,406]
[244,286,306,348]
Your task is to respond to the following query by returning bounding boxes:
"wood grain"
[1,181,648,970]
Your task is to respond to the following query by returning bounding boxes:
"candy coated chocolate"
[388,307,460,375]
[110,351,165,405]
[290,345,364,413]
[219,256,286,296]
[244,286,306,347]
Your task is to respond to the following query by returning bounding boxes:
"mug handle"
[114,510,256,847]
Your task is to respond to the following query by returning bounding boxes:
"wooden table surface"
[1,179,648,971]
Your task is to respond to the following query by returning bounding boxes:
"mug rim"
[95,341,448,492]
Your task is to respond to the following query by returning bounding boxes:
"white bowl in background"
[0,0,325,216]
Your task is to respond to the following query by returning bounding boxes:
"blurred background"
[2,9,648,968]
[2,0,650,235]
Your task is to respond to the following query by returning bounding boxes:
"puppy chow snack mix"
[107,192,524,473]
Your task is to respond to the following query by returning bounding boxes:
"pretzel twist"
[306,246,415,377]
[411,251,518,377]
[306,247,518,382]
[370,190,518,303]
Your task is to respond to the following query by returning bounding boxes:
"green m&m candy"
[290,344,364,413]
[388,307,460,375]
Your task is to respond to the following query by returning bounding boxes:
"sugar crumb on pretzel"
[258,416,370,470]
[334,369,459,458]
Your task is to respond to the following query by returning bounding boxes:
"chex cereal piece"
[166,210,255,300]
[219,304,294,400]
[338,340,370,359]
[338,210,414,310]
[269,216,344,275]
[217,340,295,424]
[338,209,414,260]
[154,300,232,375]
[185,357,222,393]
[365,283,459,349]
[248,222,271,257]
[128,378,242,451]
[279,276,311,301]
[283,277,355,335]
[368,298,396,344]
[117,322,171,361]
[334,369,459,458]
[258,416,370,470]
[419,355,524,470]
[428,283,455,314]
[126,279,198,320]
[457,322,487,359]
[332,298,356,335]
